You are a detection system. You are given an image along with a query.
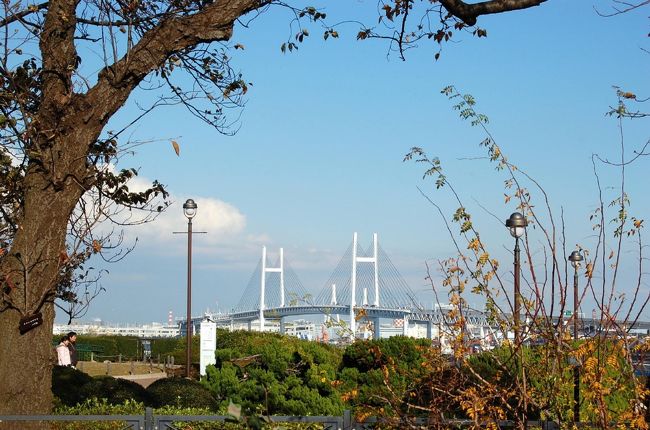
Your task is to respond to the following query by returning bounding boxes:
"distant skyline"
[56,1,649,324]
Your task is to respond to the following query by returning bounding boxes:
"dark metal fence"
[0,409,575,429]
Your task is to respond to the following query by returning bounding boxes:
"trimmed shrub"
[53,398,144,430]
[150,337,181,358]
[52,365,94,406]
[169,336,200,365]
[204,330,344,416]
[147,377,218,410]
[80,376,150,405]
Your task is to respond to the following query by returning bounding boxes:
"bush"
[169,336,200,365]
[151,337,181,358]
[147,377,219,410]
[53,399,319,430]
[203,330,344,416]
[53,398,144,430]
[338,336,456,417]
[52,365,94,406]
[80,376,150,405]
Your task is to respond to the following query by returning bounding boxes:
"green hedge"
[53,366,148,406]
[80,376,149,405]
[53,399,326,430]
[147,377,219,410]
[168,336,200,365]
[52,335,139,359]
[203,330,344,417]
[151,337,181,358]
[52,366,94,406]
[52,335,184,361]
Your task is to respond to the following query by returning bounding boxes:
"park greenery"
[32,76,650,430]
[50,330,649,429]
[395,85,649,428]
[0,0,645,418]
[21,47,650,428]
[0,0,558,415]
[39,76,650,430]
[52,334,181,361]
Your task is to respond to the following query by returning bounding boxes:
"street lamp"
[506,211,527,427]
[506,212,527,349]
[568,248,584,422]
[183,198,197,378]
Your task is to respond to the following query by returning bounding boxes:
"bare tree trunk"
[0,0,251,409]
[0,305,56,417]
[0,131,87,420]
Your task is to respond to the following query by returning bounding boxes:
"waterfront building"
[53,320,179,337]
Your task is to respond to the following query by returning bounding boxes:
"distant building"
[180,314,317,340]
[53,320,179,337]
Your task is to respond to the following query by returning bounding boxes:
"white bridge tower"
[259,246,284,331]
[350,232,379,338]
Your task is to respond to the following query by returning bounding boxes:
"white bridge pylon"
[259,246,284,332]
[349,232,379,338]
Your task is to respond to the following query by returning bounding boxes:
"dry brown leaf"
[92,240,102,253]
[171,140,180,156]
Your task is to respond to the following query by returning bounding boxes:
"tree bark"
[0,104,93,413]
[0,154,83,422]
[0,0,261,419]
[439,0,547,26]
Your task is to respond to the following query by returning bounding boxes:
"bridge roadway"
[206,304,650,338]
[218,305,407,323]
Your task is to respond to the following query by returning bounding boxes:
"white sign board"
[199,320,217,376]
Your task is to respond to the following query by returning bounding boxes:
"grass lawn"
[76,361,167,376]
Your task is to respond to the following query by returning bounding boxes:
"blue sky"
[59,1,650,324]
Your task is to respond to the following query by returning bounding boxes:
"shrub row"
[52,366,218,410]
[53,398,329,430]
[52,335,182,361]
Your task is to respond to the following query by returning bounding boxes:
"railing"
[0,408,578,429]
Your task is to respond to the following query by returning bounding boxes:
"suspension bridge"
[180,233,650,344]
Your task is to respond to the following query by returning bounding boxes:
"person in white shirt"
[56,335,71,366]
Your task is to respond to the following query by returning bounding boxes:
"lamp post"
[569,249,584,422]
[183,198,197,378]
[506,212,527,349]
[506,212,527,428]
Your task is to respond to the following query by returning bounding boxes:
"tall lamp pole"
[183,199,197,378]
[506,212,527,427]
[506,212,528,349]
[569,249,584,423]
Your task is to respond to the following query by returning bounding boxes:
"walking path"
[115,373,167,388]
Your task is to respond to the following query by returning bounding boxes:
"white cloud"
[77,167,251,253]
[126,196,247,250]
[101,168,247,243]
[79,170,360,286]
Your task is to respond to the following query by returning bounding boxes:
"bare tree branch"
[439,0,547,25]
